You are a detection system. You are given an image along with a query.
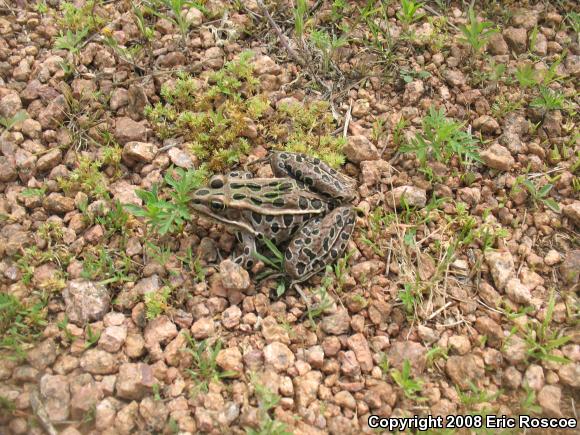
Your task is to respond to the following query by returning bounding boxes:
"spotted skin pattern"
[190,151,357,282]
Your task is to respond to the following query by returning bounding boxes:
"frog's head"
[191,175,228,219]
[190,175,255,234]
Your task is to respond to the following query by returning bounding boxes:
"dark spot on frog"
[233,193,246,200]
[252,212,262,224]
[298,197,309,209]
[273,198,285,208]
[196,189,210,196]
[296,262,306,275]
[311,199,322,209]
[283,215,294,226]
[210,178,224,189]
[271,222,280,233]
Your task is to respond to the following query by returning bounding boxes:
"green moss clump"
[145,51,346,171]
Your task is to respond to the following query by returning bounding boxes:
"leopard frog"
[191,152,357,282]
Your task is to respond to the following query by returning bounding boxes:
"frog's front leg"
[284,206,356,283]
[233,231,257,269]
[270,152,357,202]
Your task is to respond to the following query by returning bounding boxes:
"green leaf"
[542,198,560,213]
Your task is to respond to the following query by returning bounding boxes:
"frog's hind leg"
[284,206,356,282]
[233,231,257,269]
[269,151,356,202]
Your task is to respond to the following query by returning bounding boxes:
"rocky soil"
[0,1,578,434]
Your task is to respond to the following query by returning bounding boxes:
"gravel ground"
[0,1,578,434]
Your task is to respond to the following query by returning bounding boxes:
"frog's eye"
[211,200,225,211]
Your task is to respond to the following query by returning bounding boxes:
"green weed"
[512,177,560,213]
[530,86,566,111]
[457,382,501,407]
[126,167,207,235]
[399,283,418,315]
[0,110,28,132]
[522,291,570,363]
[59,0,105,32]
[58,156,108,199]
[0,293,47,359]
[515,64,537,88]
[84,325,101,349]
[81,247,133,284]
[519,385,542,414]
[246,376,291,435]
[390,359,423,400]
[184,335,237,393]
[459,7,498,55]
[54,28,90,55]
[310,29,347,72]
[144,0,206,43]
[400,106,480,169]
[145,287,172,319]
[397,0,425,26]
[293,0,308,41]
[491,95,524,119]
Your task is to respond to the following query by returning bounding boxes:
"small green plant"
[132,3,155,43]
[253,237,285,292]
[397,0,425,26]
[457,382,501,407]
[399,283,417,314]
[513,177,560,212]
[520,385,542,414]
[184,335,237,393]
[0,396,16,419]
[400,69,431,83]
[59,0,105,32]
[565,12,580,43]
[400,106,480,169]
[0,110,28,132]
[390,359,423,400]
[54,28,90,55]
[293,0,308,41]
[35,0,48,14]
[458,7,498,54]
[0,293,47,359]
[310,29,347,72]
[144,287,172,319]
[378,353,390,376]
[530,86,566,111]
[357,0,398,70]
[84,325,101,349]
[491,95,524,119]
[21,187,47,198]
[306,272,335,326]
[152,383,162,401]
[393,117,408,147]
[515,64,537,88]
[426,346,448,366]
[145,0,205,43]
[522,291,570,363]
[126,167,207,235]
[246,376,291,435]
[58,156,108,199]
[81,247,133,284]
